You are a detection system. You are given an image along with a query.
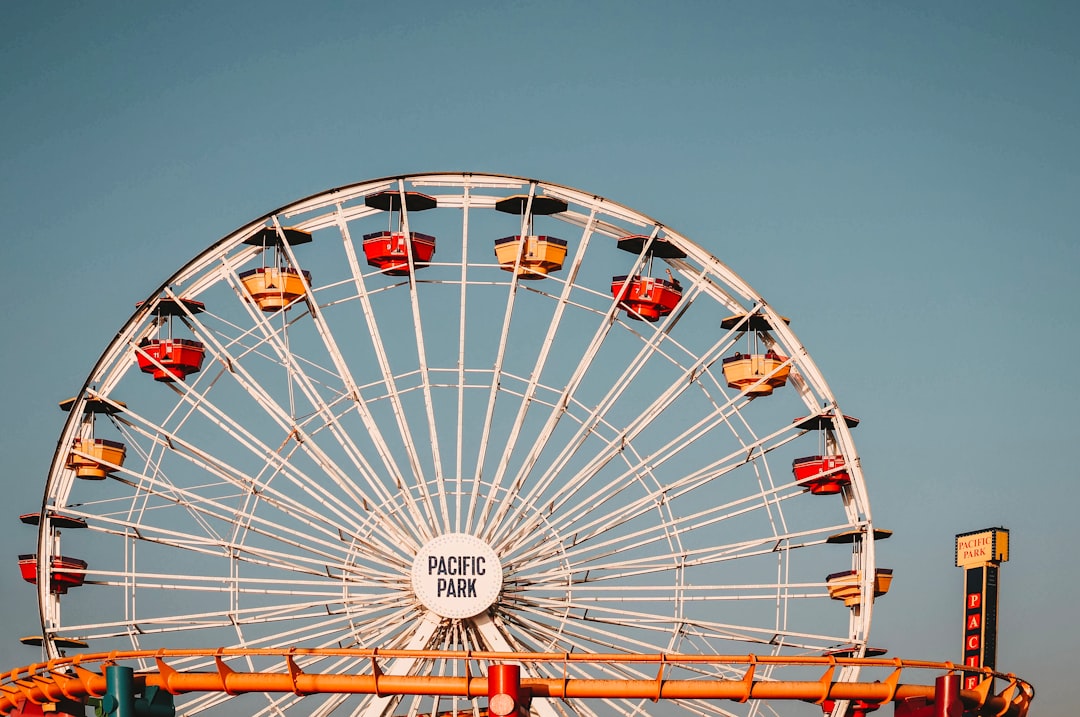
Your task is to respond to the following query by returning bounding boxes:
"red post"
[934,674,962,717]
[487,665,522,717]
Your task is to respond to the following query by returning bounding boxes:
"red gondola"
[18,554,89,594]
[792,454,850,495]
[136,338,206,382]
[362,231,437,275]
[611,275,682,322]
[363,190,438,275]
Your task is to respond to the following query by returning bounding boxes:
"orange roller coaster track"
[0,649,1033,717]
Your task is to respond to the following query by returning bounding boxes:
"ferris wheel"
[26,173,887,717]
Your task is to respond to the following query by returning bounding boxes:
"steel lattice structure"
[25,172,898,717]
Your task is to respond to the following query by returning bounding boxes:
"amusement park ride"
[3,174,1032,717]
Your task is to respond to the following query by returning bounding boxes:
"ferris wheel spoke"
[518,598,841,654]
[467,613,565,717]
[352,606,434,649]
[102,373,412,558]
[82,515,369,581]
[396,189,451,532]
[78,443,364,563]
[479,240,659,540]
[466,184,545,537]
[190,274,420,547]
[499,399,803,561]
[532,362,731,520]
[486,615,662,717]
[479,206,601,541]
[450,188,473,532]
[66,596,354,640]
[524,523,847,587]
[87,571,344,597]
[353,610,442,717]
[245,606,417,650]
[169,690,237,716]
[331,209,442,539]
[494,308,740,550]
[504,462,801,574]
[106,417,407,571]
[522,463,805,561]
[208,602,417,652]
[513,509,810,587]
[71,610,360,649]
[681,610,850,651]
[419,628,479,717]
[512,597,805,655]
[154,296,418,551]
[502,604,673,656]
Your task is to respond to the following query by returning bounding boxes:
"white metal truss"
[32,173,879,717]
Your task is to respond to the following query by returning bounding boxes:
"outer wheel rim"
[35,172,876,717]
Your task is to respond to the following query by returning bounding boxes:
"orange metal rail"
[0,648,1033,717]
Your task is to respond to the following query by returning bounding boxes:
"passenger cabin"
[493,194,569,278]
[720,313,791,396]
[137,338,205,382]
[793,456,848,495]
[66,437,126,479]
[135,298,206,382]
[792,413,860,494]
[240,226,313,311]
[825,568,894,607]
[240,267,311,311]
[362,190,437,275]
[362,231,436,275]
[611,275,682,321]
[18,554,89,594]
[612,233,686,321]
[721,352,790,395]
[494,236,567,277]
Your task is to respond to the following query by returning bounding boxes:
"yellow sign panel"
[955,527,1009,568]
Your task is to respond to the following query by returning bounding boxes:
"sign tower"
[954,527,1009,690]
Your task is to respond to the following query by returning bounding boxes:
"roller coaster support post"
[102,666,175,717]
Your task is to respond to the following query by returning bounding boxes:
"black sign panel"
[962,565,999,690]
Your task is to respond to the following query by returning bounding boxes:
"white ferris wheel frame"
[32,172,879,717]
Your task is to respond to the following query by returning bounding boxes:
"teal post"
[103,666,135,717]
[101,665,175,717]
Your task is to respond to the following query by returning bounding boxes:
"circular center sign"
[410,533,502,619]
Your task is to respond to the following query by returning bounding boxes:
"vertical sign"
[955,528,1008,690]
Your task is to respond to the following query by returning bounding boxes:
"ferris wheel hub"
[410,533,503,619]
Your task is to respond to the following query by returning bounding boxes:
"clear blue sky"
[2,1,1076,712]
